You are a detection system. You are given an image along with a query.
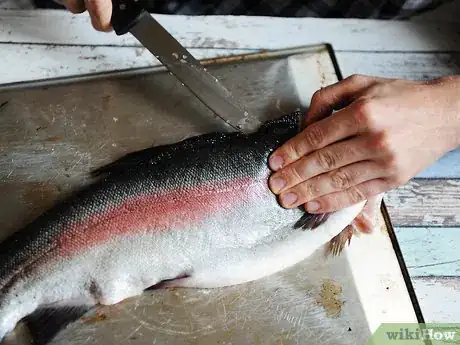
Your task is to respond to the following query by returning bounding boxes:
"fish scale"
[0,111,365,341]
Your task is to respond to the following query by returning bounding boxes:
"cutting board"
[0,44,422,345]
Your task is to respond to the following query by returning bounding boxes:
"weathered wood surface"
[412,277,460,323]
[395,227,460,276]
[337,52,460,81]
[0,5,459,324]
[1,10,460,52]
[4,45,460,86]
[0,0,32,9]
[385,180,460,227]
[1,44,251,85]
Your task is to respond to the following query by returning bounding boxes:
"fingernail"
[269,177,285,193]
[269,155,284,171]
[306,201,321,212]
[280,192,297,207]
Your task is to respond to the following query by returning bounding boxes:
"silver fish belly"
[0,111,365,340]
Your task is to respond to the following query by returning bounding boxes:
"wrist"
[430,76,460,151]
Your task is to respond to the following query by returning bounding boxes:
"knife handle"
[111,0,146,35]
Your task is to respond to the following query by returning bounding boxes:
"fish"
[0,111,365,341]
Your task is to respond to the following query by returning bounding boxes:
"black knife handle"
[111,0,146,35]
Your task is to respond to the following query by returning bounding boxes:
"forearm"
[432,75,460,151]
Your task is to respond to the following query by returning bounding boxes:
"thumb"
[61,0,87,13]
[86,0,113,32]
[350,192,385,233]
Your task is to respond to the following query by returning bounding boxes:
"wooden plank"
[4,45,460,87]
[336,51,460,80]
[412,277,460,322]
[395,227,460,277]
[2,44,460,93]
[0,0,33,9]
[1,10,460,52]
[385,179,460,227]
[0,44,251,85]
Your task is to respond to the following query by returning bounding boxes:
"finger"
[305,179,389,214]
[64,0,87,13]
[87,0,113,32]
[277,161,383,209]
[304,74,380,127]
[269,100,368,172]
[350,192,385,233]
[269,136,377,194]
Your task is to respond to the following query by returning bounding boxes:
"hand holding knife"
[109,0,259,133]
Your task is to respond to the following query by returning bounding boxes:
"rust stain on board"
[200,50,269,66]
[316,279,344,318]
[21,182,61,209]
[45,136,62,142]
[81,311,108,324]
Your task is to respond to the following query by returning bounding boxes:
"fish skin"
[0,111,365,341]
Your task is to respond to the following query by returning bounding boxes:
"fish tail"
[325,225,355,257]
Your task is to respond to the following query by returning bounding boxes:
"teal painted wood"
[412,277,460,323]
[416,149,460,178]
[395,227,460,277]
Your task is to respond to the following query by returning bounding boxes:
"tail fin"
[325,193,385,256]
[326,225,356,256]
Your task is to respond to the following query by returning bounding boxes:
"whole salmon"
[0,111,365,340]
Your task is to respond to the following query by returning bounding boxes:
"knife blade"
[110,0,259,133]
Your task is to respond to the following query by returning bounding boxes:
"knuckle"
[286,140,306,160]
[380,156,396,172]
[303,183,317,200]
[365,84,383,97]
[372,132,393,154]
[311,89,324,104]
[384,159,407,184]
[347,74,366,84]
[375,136,400,168]
[353,99,380,130]
[348,186,366,204]
[331,169,351,189]
[316,150,337,170]
[303,124,325,149]
[286,164,305,184]
[317,194,339,212]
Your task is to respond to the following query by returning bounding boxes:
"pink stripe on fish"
[55,176,264,257]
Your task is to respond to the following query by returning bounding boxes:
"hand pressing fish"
[0,111,366,341]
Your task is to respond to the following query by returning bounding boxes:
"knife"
[110,0,259,133]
